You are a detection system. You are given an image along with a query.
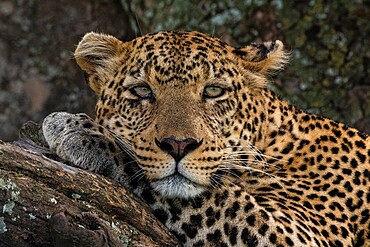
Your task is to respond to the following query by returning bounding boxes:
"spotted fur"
[43,31,370,246]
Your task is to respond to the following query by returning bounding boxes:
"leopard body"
[43,31,370,246]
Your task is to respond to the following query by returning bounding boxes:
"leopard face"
[74,31,288,198]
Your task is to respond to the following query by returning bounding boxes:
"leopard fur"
[43,31,370,246]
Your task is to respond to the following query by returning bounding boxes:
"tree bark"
[0,139,179,247]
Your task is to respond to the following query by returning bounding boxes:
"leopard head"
[74,31,288,198]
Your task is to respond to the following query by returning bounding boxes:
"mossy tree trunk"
[0,140,179,247]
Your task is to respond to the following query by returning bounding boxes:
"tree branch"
[0,140,179,247]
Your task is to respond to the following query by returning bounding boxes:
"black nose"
[155,137,202,162]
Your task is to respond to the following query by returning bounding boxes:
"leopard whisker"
[223,162,288,185]
[224,152,261,157]
[121,160,139,166]
[216,167,242,179]
[222,155,269,166]
[128,170,146,183]
[108,131,137,161]
[210,174,228,189]
[225,151,287,164]
[211,173,238,188]
[224,144,288,163]
[222,157,281,169]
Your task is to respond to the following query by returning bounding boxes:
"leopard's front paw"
[42,112,120,175]
[43,112,92,156]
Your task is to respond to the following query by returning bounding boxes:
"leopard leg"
[42,112,136,184]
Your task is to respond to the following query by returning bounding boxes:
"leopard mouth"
[150,173,206,199]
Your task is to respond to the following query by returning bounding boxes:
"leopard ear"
[233,40,289,75]
[74,32,124,95]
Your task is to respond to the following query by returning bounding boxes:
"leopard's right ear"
[75,32,125,95]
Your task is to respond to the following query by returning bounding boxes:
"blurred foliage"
[0,0,133,141]
[120,0,369,132]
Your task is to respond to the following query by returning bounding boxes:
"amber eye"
[130,85,153,99]
[203,86,225,99]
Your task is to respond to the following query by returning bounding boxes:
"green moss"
[2,201,15,215]
[0,176,21,233]
[71,193,82,199]
[0,217,7,234]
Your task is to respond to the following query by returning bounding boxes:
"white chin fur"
[150,175,206,199]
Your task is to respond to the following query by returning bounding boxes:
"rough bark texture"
[0,138,179,247]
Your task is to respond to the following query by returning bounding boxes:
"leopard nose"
[155,137,202,162]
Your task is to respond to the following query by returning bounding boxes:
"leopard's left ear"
[74,32,125,95]
[233,40,289,75]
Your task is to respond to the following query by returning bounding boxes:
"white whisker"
[212,173,238,188]
[107,130,138,162]
[222,162,288,189]
[121,160,139,166]
[129,170,146,183]
[224,145,288,163]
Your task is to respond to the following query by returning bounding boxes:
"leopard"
[42,30,370,246]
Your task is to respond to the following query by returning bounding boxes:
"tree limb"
[0,139,179,247]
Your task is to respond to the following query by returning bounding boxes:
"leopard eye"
[203,86,225,99]
[130,85,153,99]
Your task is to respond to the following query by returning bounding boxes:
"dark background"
[0,0,369,141]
